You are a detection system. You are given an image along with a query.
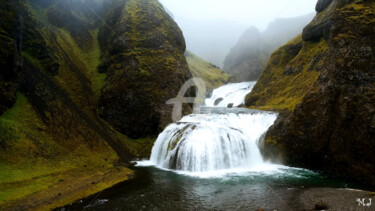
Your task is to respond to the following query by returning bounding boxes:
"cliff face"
[98,0,193,139]
[247,0,375,185]
[223,14,314,82]
[0,0,192,208]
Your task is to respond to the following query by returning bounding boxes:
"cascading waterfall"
[205,81,256,107]
[147,82,278,173]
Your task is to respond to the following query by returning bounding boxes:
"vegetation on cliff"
[246,35,328,111]
[249,0,375,185]
[98,0,194,139]
[185,51,231,94]
[0,0,191,208]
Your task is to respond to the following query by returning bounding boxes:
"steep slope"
[223,14,314,82]
[98,0,193,139]
[185,51,231,94]
[0,0,192,208]
[247,0,375,185]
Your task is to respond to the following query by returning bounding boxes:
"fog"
[159,0,318,67]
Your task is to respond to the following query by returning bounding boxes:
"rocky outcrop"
[98,0,193,139]
[316,0,333,12]
[249,0,375,185]
[224,14,314,82]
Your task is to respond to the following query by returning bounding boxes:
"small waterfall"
[205,82,256,107]
[147,82,277,173]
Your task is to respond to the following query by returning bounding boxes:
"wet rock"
[214,98,224,106]
[236,104,246,108]
[302,19,331,42]
[227,103,234,108]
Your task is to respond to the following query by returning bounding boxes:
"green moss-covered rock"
[98,0,193,139]
[245,34,328,111]
[255,0,375,185]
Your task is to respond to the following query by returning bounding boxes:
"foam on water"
[139,81,283,177]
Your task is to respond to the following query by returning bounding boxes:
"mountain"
[185,51,231,94]
[0,0,193,209]
[246,0,375,185]
[179,18,247,68]
[223,13,314,82]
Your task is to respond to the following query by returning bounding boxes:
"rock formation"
[247,0,375,185]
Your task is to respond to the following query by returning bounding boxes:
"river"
[60,82,369,211]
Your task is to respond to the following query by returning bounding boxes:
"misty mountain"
[180,19,246,68]
[223,13,315,82]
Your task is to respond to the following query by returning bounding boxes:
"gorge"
[62,82,371,211]
[0,0,374,210]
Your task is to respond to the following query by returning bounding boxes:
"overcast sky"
[159,0,317,30]
[159,0,318,67]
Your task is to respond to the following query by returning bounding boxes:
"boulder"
[214,98,224,106]
[315,0,333,13]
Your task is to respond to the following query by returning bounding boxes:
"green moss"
[52,28,106,109]
[0,93,118,205]
[339,2,375,25]
[22,51,44,71]
[247,35,328,111]
[109,127,155,158]
[185,51,231,91]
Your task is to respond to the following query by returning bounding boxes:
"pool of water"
[60,164,361,211]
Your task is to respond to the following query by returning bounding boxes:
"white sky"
[159,0,317,31]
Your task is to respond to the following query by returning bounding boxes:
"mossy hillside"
[50,27,105,111]
[98,0,194,139]
[185,51,231,93]
[24,0,162,159]
[0,93,119,206]
[246,35,328,111]
[0,0,137,208]
[1,0,193,207]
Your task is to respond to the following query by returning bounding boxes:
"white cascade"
[147,82,277,173]
[205,81,256,107]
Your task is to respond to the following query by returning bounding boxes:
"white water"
[205,81,256,107]
[140,82,278,175]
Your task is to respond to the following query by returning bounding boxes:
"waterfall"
[147,82,277,173]
[205,82,256,107]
